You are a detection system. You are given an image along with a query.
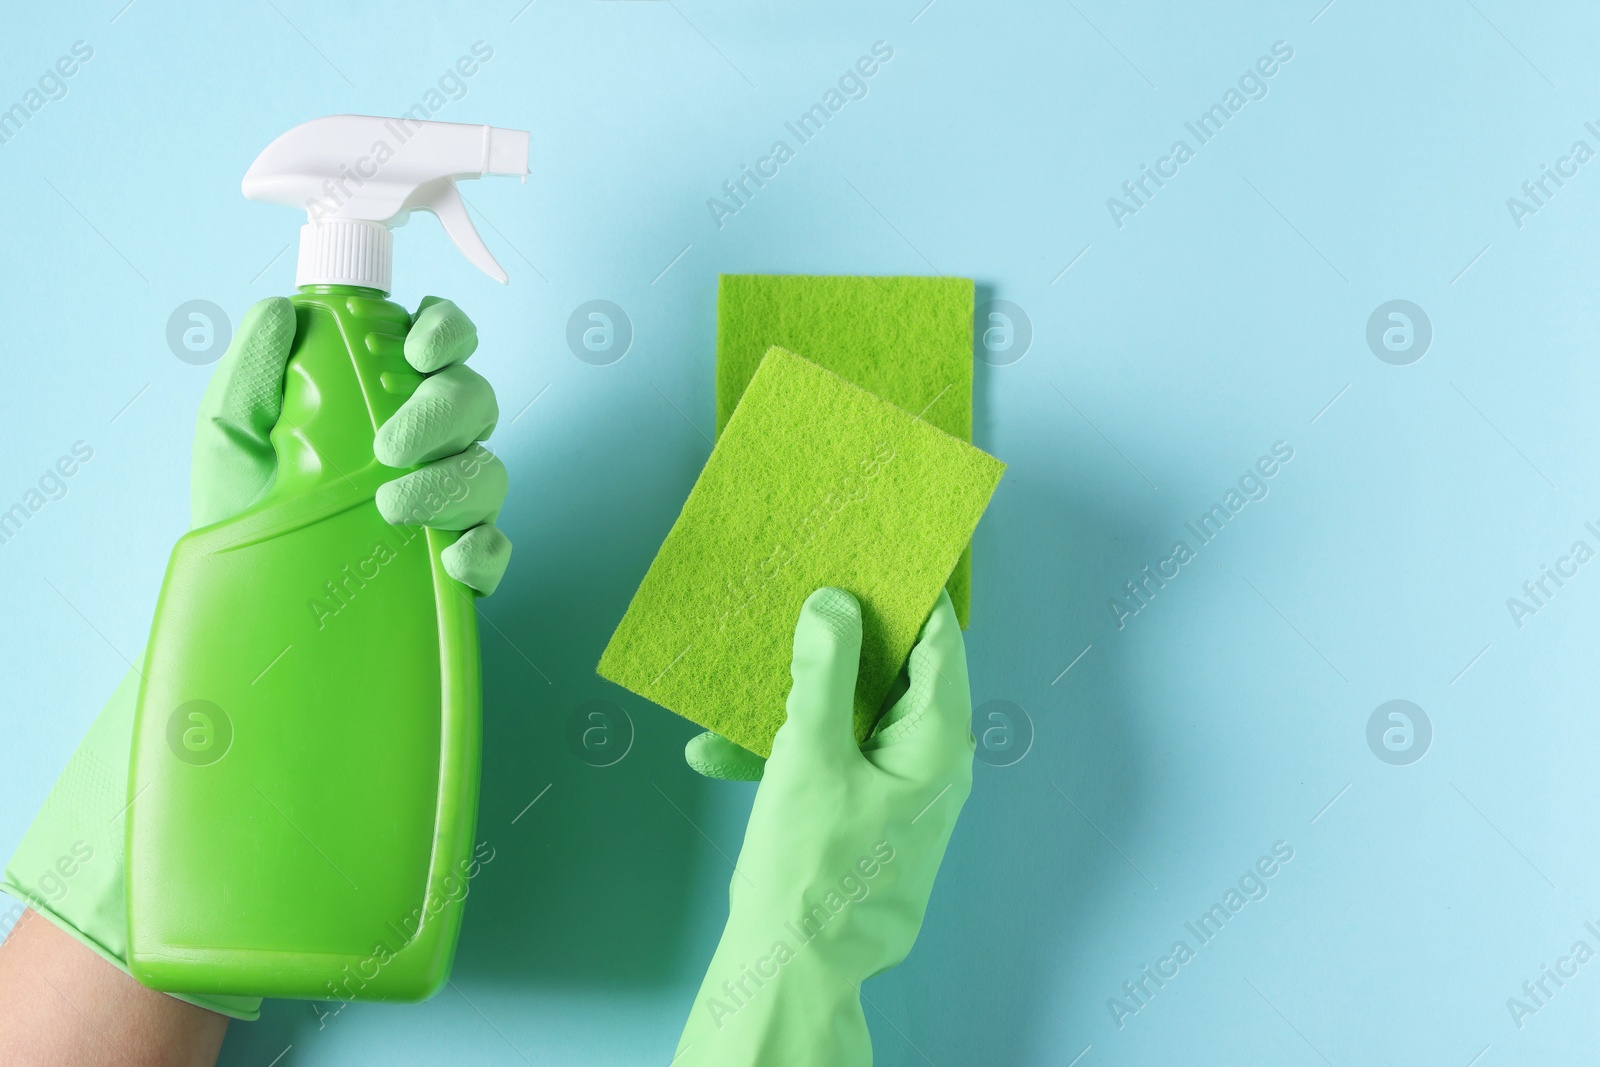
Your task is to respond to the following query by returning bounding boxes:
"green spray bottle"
[126,115,529,1001]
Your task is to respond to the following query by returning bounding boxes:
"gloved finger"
[406,297,478,372]
[190,297,296,527]
[441,524,513,595]
[685,731,767,781]
[375,445,507,530]
[374,363,499,468]
[863,590,975,771]
[769,587,864,767]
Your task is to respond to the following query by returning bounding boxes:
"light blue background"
[3,1,1599,1064]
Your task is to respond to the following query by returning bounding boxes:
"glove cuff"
[1,883,261,1021]
[675,915,871,1066]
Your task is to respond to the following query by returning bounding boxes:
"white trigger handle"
[408,178,508,285]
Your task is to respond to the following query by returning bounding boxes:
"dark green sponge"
[716,274,978,626]
[599,347,1004,757]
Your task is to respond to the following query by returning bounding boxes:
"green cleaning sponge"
[716,274,978,625]
[599,346,1004,758]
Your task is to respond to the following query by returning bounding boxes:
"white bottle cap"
[295,219,393,291]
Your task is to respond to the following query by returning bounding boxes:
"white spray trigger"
[242,115,530,294]
[406,178,507,285]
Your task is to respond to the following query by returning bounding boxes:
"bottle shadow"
[452,453,715,991]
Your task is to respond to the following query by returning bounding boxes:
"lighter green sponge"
[716,274,978,625]
[599,346,1004,758]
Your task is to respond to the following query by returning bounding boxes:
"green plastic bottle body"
[126,287,481,1001]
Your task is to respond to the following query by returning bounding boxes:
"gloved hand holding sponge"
[598,274,1003,1065]
[674,587,976,1066]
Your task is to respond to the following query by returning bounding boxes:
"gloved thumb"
[769,587,863,765]
[684,731,767,781]
[190,297,296,528]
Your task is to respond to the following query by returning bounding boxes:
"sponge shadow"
[862,318,1147,1065]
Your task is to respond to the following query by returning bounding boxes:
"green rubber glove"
[685,728,769,781]
[194,295,512,593]
[2,295,512,1021]
[674,588,975,1067]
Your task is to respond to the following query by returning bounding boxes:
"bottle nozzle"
[484,126,530,178]
[242,115,530,294]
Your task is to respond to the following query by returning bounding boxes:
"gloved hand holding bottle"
[674,587,976,1067]
[0,296,509,1062]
